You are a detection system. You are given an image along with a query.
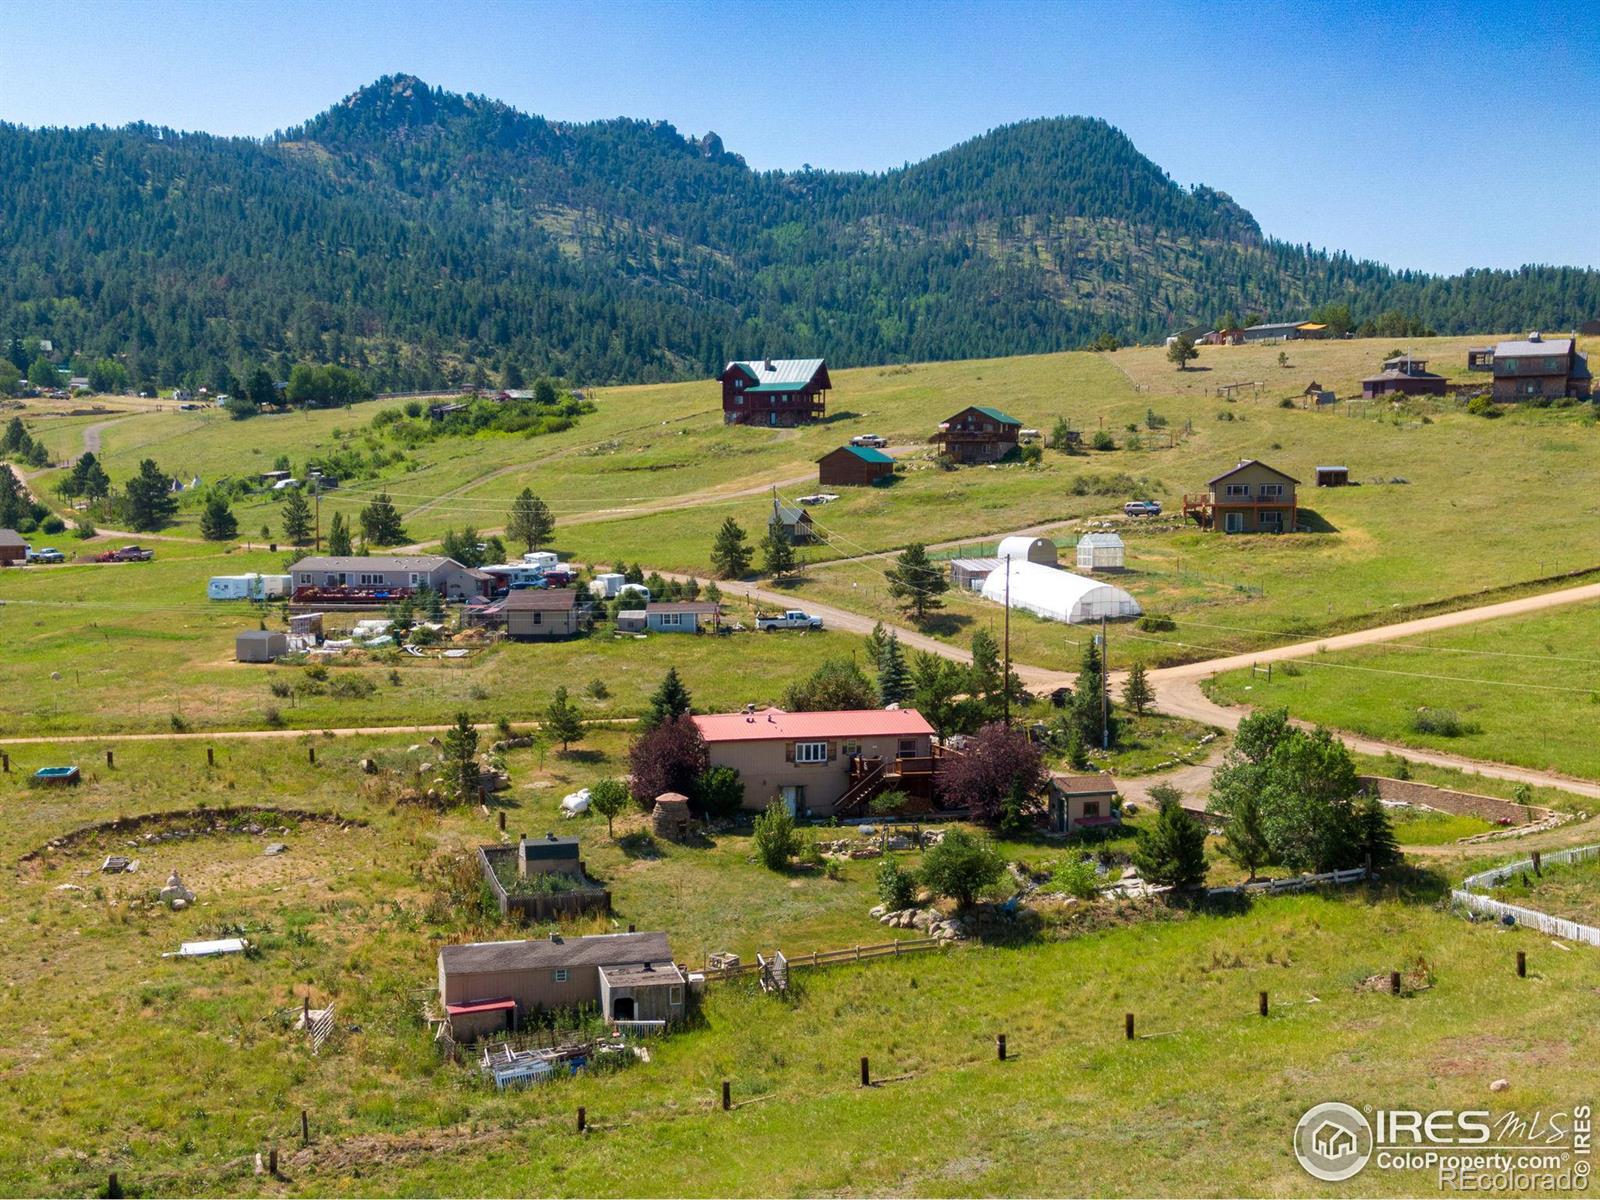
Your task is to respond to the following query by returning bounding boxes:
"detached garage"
[979,560,1140,624]
[235,629,288,663]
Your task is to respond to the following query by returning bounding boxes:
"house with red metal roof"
[692,707,938,818]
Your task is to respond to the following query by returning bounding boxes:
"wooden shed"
[818,444,894,487]
[1315,466,1350,488]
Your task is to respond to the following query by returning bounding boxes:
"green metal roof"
[841,445,893,464]
[969,405,1022,426]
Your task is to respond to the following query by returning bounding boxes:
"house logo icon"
[1294,1102,1373,1181]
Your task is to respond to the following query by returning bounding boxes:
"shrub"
[304,664,329,683]
[1049,856,1099,899]
[694,764,744,820]
[877,856,917,909]
[752,801,800,871]
[169,713,189,733]
[1090,429,1116,451]
[1410,707,1481,737]
[1136,614,1177,633]
[41,516,65,534]
[1466,395,1499,418]
[329,675,377,700]
[1017,443,1043,465]
[268,680,292,698]
[585,678,610,700]
[263,706,285,728]
[919,829,1006,908]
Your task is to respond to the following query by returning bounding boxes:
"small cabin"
[1315,466,1350,488]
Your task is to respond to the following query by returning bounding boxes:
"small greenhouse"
[995,535,1059,566]
[980,560,1141,624]
[1074,531,1126,572]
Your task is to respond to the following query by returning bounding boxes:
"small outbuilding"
[979,561,1141,624]
[817,444,894,487]
[598,960,689,1024]
[948,557,1000,591]
[1315,466,1350,488]
[235,629,288,663]
[1074,532,1126,573]
[0,528,28,566]
[770,499,815,544]
[995,535,1059,566]
[651,792,692,840]
[1047,773,1121,834]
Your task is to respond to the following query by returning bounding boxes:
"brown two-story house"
[1361,355,1447,398]
[1489,334,1591,400]
[719,358,831,426]
[692,708,936,817]
[1184,460,1299,534]
[932,405,1022,464]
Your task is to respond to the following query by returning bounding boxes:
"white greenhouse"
[995,535,1059,566]
[1074,531,1126,572]
[980,560,1141,624]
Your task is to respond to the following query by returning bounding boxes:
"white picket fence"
[1452,844,1600,947]
[1206,865,1367,899]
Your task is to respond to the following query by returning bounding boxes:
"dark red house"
[817,444,895,487]
[719,358,831,426]
[1361,355,1447,398]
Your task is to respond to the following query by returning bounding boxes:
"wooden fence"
[703,937,946,983]
[477,846,611,923]
[1453,844,1600,947]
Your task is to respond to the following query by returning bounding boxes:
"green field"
[1209,601,1600,781]
[3,732,1596,1197]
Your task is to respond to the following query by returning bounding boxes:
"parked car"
[26,547,64,564]
[1123,499,1162,517]
[850,434,887,448]
[756,609,824,632]
[94,545,154,563]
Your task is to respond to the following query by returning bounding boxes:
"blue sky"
[2,0,1596,274]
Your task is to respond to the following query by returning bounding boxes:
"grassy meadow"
[1209,601,1600,782]
[4,731,1597,1196]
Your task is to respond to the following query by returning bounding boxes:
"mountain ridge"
[0,72,1595,391]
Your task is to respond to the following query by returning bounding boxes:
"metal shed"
[235,629,288,663]
[995,535,1059,566]
[1074,532,1126,573]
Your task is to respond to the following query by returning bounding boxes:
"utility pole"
[1002,556,1011,726]
[1100,615,1109,750]
[313,479,322,552]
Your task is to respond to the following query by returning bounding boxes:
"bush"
[1136,614,1176,633]
[919,828,1006,908]
[1049,856,1099,899]
[694,765,744,820]
[752,801,800,871]
[1090,429,1116,451]
[40,516,65,534]
[268,679,292,698]
[329,675,377,700]
[877,856,917,909]
[585,678,609,700]
[1466,395,1499,418]
[304,664,329,683]
[1410,707,1481,737]
[1017,443,1043,465]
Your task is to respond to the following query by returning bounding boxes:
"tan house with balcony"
[691,708,937,817]
[1184,460,1299,534]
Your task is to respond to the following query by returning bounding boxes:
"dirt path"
[3,462,201,545]
[79,414,135,457]
[0,716,636,747]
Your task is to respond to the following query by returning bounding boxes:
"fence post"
[1532,851,1542,877]
[1390,971,1402,996]
[1516,951,1527,978]
[1125,1012,1135,1040]
[860,1056,870,1087]
[498,811,506,833]
[268,1148,278,1176]
[996,1033,1007,1061]
[106,749,114,769]
[721,1080,731,1111]
[308,745,316,765]
[577,1106,586,1133]
[1,751,8,772]
[1259,990,1269,1017]
[107,1174,122,1200]
[207,746,214,767]
[301,1109,309,1144]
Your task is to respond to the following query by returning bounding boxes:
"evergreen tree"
[280,487,313,545]
[0,464,27,529]
[1071,635,1112,747]
[65,451,111,500]
[124,458,178,531]
[1166,333,1199,370]
[244,366,277,409]
[969,628,1003,713]
[877,631,911,706]
[1218,787,1271,880]
[1122,661,1153,715]
[1132,786,1208,889]
[441,525,486,567]
[760,524,796,578]
[326,510,353,555]
[1357,793,1400,871]
[441,712,480,805]
[199,494,238,541]
[710,516,751,579]
[644,667,693,729]
[863,621,888,667]
[543,686,585,753]
[886,543,948,622]
[506,488,554,553]
[359,491,407,546]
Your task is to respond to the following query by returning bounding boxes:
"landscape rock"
[1490,1079,1510,1093]
[264,843,287,856]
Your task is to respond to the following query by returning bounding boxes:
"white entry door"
[780,786,803,816]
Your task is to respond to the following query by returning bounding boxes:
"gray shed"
[597,960,687,1024]
[235,629,288,663]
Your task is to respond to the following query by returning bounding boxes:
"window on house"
[1260,484,1283,497]
[1082,800,1100,818]
[1225,484,1250,497]
[531,612,542,625]
[669,985,683,1006]
[794,741,828,764]
[658,612,682,628]
[1224,512,1245,533]
[898,739,916,757]
[554,969,568,983]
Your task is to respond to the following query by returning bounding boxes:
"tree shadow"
[919,612,973,637]
[554,748,606,765]
[815,410,863,425]
[617,832,662,860]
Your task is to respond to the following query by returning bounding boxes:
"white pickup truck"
[756,609,824,632]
